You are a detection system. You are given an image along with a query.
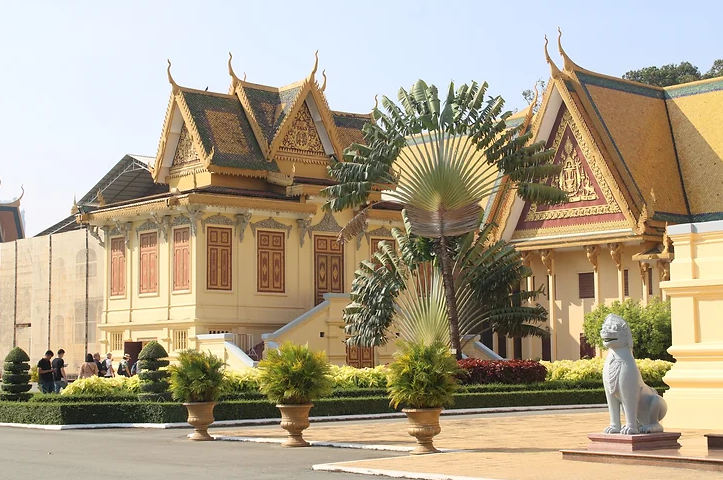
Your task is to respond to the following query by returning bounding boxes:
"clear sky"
[1,0,720,236]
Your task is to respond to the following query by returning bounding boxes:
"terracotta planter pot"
[184,401,216,441]
[277,403,313,447]
[403,407,442,454]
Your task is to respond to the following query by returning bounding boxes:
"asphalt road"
[0,426,397,480]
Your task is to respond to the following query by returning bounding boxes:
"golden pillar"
[540,249,556,360]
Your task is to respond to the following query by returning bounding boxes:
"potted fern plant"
[257,342,333,447]
[388,341,461,454]
[168,350,225,441]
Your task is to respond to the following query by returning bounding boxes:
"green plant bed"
[29,393,141,403]
[0,388,616,425]
[137,392,173,403]
[2,384,32,394]
[0,393,33,402]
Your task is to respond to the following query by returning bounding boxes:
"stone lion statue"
[601,313,667,434]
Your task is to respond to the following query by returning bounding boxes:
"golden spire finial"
[557,27,580,72]
[97,189,106,207]
[310,50,319,79]
[373,94,379,110]
[544,35,561,79]
[71,194,78,214]
[320,70,327,92]
[520,82,539,132]
[228,52,241,89]
[167,59,180,93]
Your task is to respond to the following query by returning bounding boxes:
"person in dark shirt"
[37,351,55,394]
[51,349,67,393]
[93,353,106,377]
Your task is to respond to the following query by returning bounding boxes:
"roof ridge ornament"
[320,70,327,92]
[167,59,180,94]
[557,27,581,72]
[309,50,319,80]
[520,82,539,133]
[228,52,241,90]
[544,35,562,79]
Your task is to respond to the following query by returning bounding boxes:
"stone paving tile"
[218,412,719,480]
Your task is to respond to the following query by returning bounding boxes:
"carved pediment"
[278,102,326,158]
[171,124,202,167]
[201,214,234,228]
[250,217,293,239]
[308,211,342,238]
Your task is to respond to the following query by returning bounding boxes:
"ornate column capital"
[638,261,651,280]
[520,251,533,268]
[584,245,601,272]
[607,242,624,271]
[540,249,555,275]
[658,259,670,281]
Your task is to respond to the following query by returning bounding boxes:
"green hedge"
[3,363,30,374]
[138,371,168,383]
[139,360,169,371]
[0,388,617,425]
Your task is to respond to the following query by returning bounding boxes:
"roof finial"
[544,35,561,79]
[228,52,241,89]
[374,94,379,110]
[243,72,247,81]
[310,50,319,79]
[320,70,327,92]
[520,82,539,132]
[97,189,106,207]
[167,59,180,93]
[71,194,78,214]
[557,27,580,72]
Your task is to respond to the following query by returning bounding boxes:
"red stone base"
[587,432,682,452]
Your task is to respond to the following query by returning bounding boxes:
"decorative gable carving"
[308,211,342,238]
[524,108,622,223]
[172,124,201,167]
[278,102,326,158]
[250,217,293,239]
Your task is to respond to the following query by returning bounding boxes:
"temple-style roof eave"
[511,232,661,252]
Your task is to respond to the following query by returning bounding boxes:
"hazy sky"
[1,0,720,236]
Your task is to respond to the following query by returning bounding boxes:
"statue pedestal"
[587,433,682,452]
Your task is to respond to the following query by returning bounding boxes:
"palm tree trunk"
[438,235,463,360]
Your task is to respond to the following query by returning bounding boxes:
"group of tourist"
[37,350,138,393]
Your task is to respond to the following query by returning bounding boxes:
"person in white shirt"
[104,353,116,378]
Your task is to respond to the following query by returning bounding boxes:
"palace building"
[485,32,723,361]
[1,38,721,373]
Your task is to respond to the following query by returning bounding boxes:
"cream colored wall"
[661,221,723,430]
[100,207,403,367]
[517,243,661,361]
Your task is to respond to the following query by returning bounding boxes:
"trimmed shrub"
[137,341,170,401]
[542,358,673,385]
[329,365,389,389]
[457,359,547,385]
[1,347,33,402]
[0,388,616,425]
[222,369,261,395]
[62,375,140,396]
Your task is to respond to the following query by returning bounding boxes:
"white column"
[540,249,556,360]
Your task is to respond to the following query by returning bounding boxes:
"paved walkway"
[216,409,721,480]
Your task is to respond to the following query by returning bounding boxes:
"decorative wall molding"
[296,217,312,247]
[520,251,533,268]
[540,249,555,275]
[251,217,293,239]
[202,213,234,228]
[365,226,393,244]
[136,219,159,233]
[234,211,252,243]
[89,225,104,247]
[170,215,191,227]
[110,221,132,248]
[150,213,170,242]
[356,221,369,251]
[308,211,342,238]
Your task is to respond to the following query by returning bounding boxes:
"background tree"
[522,79,546,113]
[622,59,723,87]
[323,80,566,358]
[582,298,672,361]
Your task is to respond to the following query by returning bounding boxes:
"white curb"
[0,404,606,431]
[312,462,507,480]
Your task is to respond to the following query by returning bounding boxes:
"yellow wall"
[98,204,403,367]
[661,221,723,430]
[518,243,660,361]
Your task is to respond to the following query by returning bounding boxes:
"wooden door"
[314,235,344,305]
[123,341,143,372]
[346,345,374,368]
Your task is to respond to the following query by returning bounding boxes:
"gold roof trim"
[183,193,318,214]
[228,52,241,91]
[152,91,179,181]
[232,82,271,157]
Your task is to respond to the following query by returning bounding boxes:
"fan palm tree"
[323,80,565,358]
[344,218,549,351]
